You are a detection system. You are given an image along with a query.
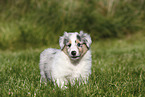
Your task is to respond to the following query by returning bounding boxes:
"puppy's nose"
[71,51,76,56]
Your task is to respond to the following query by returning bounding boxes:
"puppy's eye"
[77,43,81,47]
[68,44,71,47]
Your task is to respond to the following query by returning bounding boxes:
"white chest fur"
[51,50,92,87]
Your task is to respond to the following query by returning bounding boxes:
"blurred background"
[0,0,145,50]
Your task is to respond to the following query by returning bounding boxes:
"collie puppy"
[39,31,92,88]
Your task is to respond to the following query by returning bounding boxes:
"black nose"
[71,51,76,56]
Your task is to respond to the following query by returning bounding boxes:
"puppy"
[39,31,92,88]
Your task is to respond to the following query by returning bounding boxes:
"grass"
[0,1,145,96]
[0,0,145,50]
[0,33,145,97]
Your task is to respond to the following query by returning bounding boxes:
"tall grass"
[1,34,145,96]
[0,0,144,50]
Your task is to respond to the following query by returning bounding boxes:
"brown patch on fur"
[76,39,82,54]
[78,47,82,54]
[62,40,71,57]
[76,39,80,44]
[81,44,88,57]
[62,46,68,56]
[76,39,88,57]
[69,40,72,44]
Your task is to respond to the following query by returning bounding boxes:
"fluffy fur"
[39,31,92,88]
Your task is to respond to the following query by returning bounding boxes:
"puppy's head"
[59,31,92,61]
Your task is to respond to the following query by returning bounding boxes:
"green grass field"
[1,33,145,97]
[0,0,145,96]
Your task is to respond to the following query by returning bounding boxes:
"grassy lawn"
[0,0,144,96]
[0,34,145,97]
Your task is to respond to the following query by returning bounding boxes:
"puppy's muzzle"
[70,50,80,60]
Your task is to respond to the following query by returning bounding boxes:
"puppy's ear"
[59,32,69,50]
[79,31,92,49]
